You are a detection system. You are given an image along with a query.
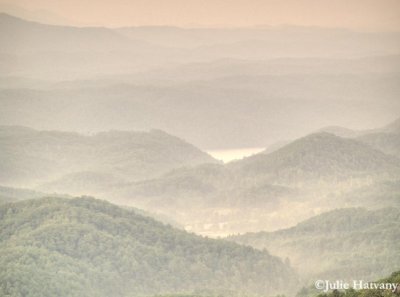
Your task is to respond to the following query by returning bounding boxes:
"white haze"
[207,147,265,163]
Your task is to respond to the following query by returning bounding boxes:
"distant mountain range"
[0,13,135,53]
[0,197,297,296]
[228,207,400,282]
[2,13,400,58]
[1,13,400,149]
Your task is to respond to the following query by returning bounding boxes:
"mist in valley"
[0,1,400,297]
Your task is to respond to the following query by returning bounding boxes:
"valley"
[1,9,399,297]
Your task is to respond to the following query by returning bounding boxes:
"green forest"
[229,208,400,282]
[0,197,297,297]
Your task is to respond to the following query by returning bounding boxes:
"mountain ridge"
[0,125,217,187]
[228,132,400,183]
[103,132,400,236]
[316,117,400,158]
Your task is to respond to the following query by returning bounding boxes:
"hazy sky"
[1,0,399,30]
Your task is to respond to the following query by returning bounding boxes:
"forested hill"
[118,132,400,208]
[319,117,400,158]
[228,132,400,183]
[228,207,400,282]
[0,197,297,297]
[105,132,400,236]
[380,118,400,134]
[0,185,56,204]
[0,126,217,187]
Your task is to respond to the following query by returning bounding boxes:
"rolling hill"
[0,126,217,187]
[355,118,400,158]
[357,132,400,158]
[378,117,400,134]
[1,121,399,237]
[117,132,400,206]
[0,197,297,296]
[228,208,400,282]
[103,132,400,236]
[318,117,400,158]
[0,185,67,205]
[228,132,400,184]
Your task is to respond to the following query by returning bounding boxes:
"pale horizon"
[0,0,399,31]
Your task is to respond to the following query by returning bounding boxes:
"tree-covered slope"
[0,185,65,205]
[354,117,400,158]
[229,208,400,282]
[117,132,400,208]
[228,132,400,183]
[379,117,400,135]
[0,126,217,187]
[106,132,400,236]
[357,132,400,158]
[340,179,400,208]
[0,197,297,297]
[317,117,400,158]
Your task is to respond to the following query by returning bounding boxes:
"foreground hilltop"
[0,197,297,297]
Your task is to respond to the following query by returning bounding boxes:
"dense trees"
[229,133,400,183]
[0,197,297,297]
[229,208,400,283]
[109,132,400,236]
